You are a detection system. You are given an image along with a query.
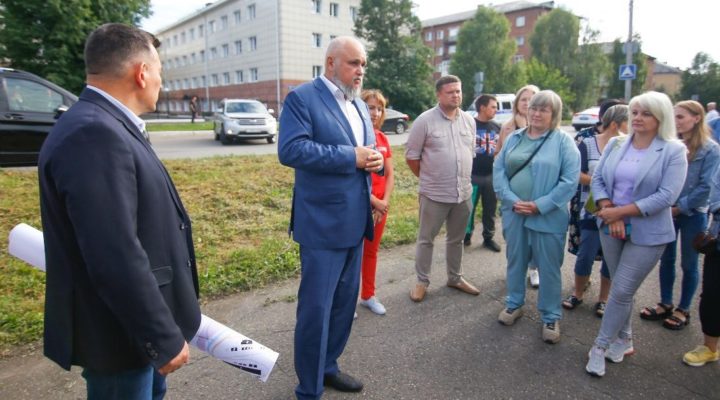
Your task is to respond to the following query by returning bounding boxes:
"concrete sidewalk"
[1,237,718,399]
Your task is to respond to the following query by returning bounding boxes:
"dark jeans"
[700,249,720,337]
[466,174,496,241]
[82,365,166,400]
[659,212,707,310]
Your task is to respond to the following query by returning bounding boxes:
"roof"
[653,62,681,74]
[153,0,233,35]
[421,1,554,27]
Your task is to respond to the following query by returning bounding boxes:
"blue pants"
[294,243,362,400]
[82,365,166,400]
[659,213,707,310]
[573,227,609,278]
[502,212,565,323]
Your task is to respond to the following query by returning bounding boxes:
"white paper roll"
[8,223,46,271]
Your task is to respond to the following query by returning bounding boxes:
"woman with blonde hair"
[640,100,720,330]
[586,91,687,377]
[356,89,395,316]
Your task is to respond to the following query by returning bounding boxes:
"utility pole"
[624,0,634,100]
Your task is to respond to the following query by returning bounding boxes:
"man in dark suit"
[38,23,201,399]
[278,36,383,399]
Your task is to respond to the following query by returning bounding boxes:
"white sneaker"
[353,312,358,320]
[586,346,606,377]
[359,296,386,315]
[528,268,540,288]
[606,338,634,363]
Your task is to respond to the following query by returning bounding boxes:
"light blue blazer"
[591,135,688,246]
[278,78,375,249]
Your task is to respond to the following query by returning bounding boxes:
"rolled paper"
[7,223,279,382]
[8,223,46,271]
[191,314,279,382]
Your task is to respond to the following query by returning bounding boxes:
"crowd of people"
[37,24,719,399]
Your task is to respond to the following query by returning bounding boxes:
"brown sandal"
[640,303,673,321]
[663,308,690,330]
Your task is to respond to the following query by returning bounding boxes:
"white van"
[466,93,516,125]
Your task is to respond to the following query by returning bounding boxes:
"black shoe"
[324,372,363,392]
[463,233,472,246]
[483,239,501,252]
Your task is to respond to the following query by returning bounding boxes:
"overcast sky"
[141,0,716,70]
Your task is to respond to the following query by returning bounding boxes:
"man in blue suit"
[39,24,201,399]
[278,36,383,399]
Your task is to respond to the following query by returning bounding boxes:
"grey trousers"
[594,233,666,349]
[415,194,472,284]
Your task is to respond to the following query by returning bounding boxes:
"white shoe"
[528,269,539,288]
[586,346,606,377]
[353,312,358,320]
[542,321,560,344]
[606,338,634,363]
[359,297,386,315]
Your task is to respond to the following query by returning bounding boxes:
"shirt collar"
[86,85,146,133]
[320,75,351,102]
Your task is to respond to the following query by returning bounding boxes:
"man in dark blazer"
[278,36,383,399]
[38,23,201,399]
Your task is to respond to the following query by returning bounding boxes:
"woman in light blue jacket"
[493,90,580,344]
[585,91,688,377]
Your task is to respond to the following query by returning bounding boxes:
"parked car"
[0,68,78,167]
[381,108,410,134]
[212,99,277,144]
[466,93,515,125]
[572,106,600,131]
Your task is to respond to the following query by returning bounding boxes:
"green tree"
[680,52,720,104]
[521,59,575,107]
[354,0,434,117]
[0,0,151,94]
[449,6,519,108]
[605,38,647,100]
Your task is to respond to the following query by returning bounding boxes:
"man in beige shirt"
[405,75,480,302]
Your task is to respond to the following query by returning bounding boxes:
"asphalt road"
[1,236,718,399]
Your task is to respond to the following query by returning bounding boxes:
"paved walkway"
[1,237,718,399]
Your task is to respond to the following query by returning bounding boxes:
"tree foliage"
[680,52,720,104]
[605,38,647,100]
[0,0,151,94]
[520,59,575,107]
[354,0,434,117]
[449,6,519,107]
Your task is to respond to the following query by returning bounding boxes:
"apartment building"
[421,1,554,78]
[155,0,360,114]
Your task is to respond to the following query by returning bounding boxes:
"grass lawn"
[0,147,422,353]
[146,121,214,132]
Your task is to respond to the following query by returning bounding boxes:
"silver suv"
[212,99,277,144]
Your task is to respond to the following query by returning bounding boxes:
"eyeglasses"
[529,106,552,114]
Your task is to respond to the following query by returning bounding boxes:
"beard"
[332,73,361,99]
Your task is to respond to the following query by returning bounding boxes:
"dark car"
[0,68,78,167]
[381,108,410,134]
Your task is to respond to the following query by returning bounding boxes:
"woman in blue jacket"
[585,91,687,377]
[493,90,580,344]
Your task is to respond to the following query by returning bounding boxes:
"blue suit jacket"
[39,88,201,373]
[591,135,688,246]
[278,78,375,249]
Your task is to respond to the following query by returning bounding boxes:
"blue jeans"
[659,213,707,310]
[573,227,609,278]
[82,365,166,400]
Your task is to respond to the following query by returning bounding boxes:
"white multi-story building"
[155,0,360,114]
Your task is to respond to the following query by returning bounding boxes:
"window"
[5,78,64,113]
[221,15,228,30]
[425,31,433,41]
[349,6,358,21]
[199,24,204,37]
[208,20,215,33]
[516,36,525,46]
[175,80,181,90]
[236,70,244,83]
[191,53,196,64]
[449,27,459,40]
[249,36,257,51]
[184,79,190,89]
[235,40,242,54]
[173,35,178,46]
[437,60,450,76]
[448,45,456,54]
[437,30,444,40]
[189,28,195,40]
[513,54,525,63]
[250,68,258,82]
[248,4,256,20]
[312,33,322,48]
[312,65,322,78]
[201,76,207,87]
[200,50,205,62]
[181,32,186,44]
[174,57,180,67]
[329,2,339,17]
[167,59,173,69]
[516,16,526,27]
[182,55,188,66]
[312,0,321,14]
[436,47,443,56]
[234,10,241,24]
[222,44,229,57]
[192,77,198,89]
[211,74,218,87]
[210,47,217,60]
[330,34,337,40]
[223,72,230,85]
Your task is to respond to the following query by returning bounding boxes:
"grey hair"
[628,91,677,141]
[528,90,563,130]
[601,104,629,130]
